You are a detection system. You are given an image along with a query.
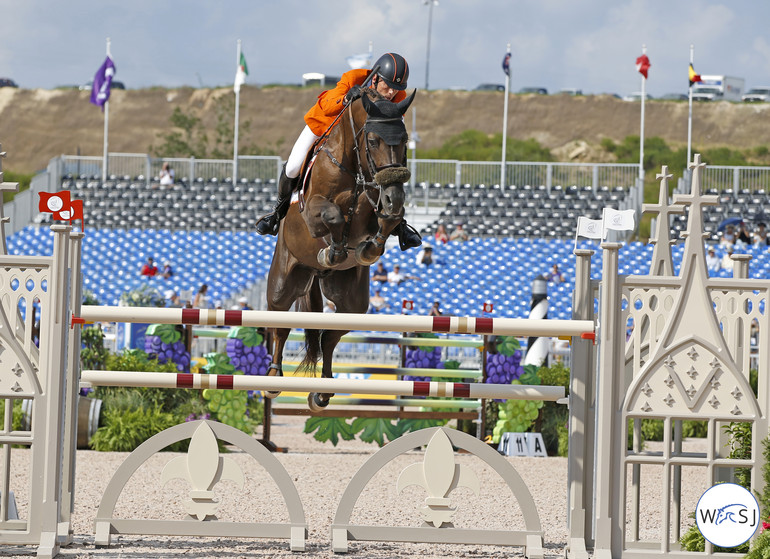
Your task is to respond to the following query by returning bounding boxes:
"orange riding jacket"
[304,69,407,136]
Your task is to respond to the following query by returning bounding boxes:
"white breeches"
[285,125,320,179]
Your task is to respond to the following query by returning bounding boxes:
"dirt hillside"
[2,86,770,174]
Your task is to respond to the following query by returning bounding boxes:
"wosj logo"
[696,483,759,548]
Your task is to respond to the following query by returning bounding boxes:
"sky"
[1,0,770,97]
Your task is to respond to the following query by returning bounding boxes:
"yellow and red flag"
[689,64,702,87]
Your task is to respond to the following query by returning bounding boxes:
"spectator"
[140,257,158,277]
[434,224,449,244]
[737,222,751,246]
[193,283,210,308]
[449,223,469,242]
[544,264,565,283]
[754,223,769,246]
[720,224,736,247]
[721,245,734,271]
[415,244,435,267]
[368,290,389,313]
[428,300,442,316]
[161,261,173,280]
[706,247,721,273]
[372,261,389,284]
[165,289,183,308]
[231,296,252,311]
[387,264,419,285]
[323,300,336,313]
[159,162,175,186]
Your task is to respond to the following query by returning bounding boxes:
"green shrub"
[90,407,185,452]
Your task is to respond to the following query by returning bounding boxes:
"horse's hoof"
[355,242,382,266]
[307,392,330,411]
[317,247,346,268]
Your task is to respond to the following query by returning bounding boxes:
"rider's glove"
[344,85,364,104]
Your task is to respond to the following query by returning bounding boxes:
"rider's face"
[373,77,397,100]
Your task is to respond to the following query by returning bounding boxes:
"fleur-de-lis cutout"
[731,405,742,416]
[397,429,480,528]
[731,387,742,400]
[709,357,721,370]
[687,346,699,361]
[0,343,5,358]
[663,355,677,369]
[11,364,23,377]
[663,393,675,407]
[686,366,698,379]
[710,377,721,390]
[708,395,720,408]
[686,385,697,399]
[664,375,675,388]
[641,383,653,397]
[11,382,22,392]
[641,402,652,413]
[161,422,244,521]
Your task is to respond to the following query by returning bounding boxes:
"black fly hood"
[361,90,416,146]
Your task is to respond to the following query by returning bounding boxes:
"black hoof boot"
[395,221,422,250]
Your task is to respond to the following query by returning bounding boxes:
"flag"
[346,52,372,70]
[482,302,494,313]
[68,199,85,231]
[234,52,248,93]
[90,56,115,109]
[502,52,511,77]
[402,299,414,312]
[39,191,71,217]
[602,208,636,237]
[689,63,702,87]
[576,216,603,239]
[636,54,650,79]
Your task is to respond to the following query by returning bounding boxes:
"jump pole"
[79,306,595,339]
[80,370,565,401]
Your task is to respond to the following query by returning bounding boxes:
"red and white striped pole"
[79,306,595,339]
[80,370,565,401]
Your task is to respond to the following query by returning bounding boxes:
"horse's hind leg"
[308,329,348,411]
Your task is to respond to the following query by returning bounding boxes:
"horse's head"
[353,88,416,217]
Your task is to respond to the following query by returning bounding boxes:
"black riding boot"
[256,168,298,236]
[394,220,422,251]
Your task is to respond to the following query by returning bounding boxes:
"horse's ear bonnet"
[361,90,417,146]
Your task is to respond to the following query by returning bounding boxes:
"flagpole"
[102,37,111,183]
[638,44,646,183]
[233,39,241,183]
[500,43,511,190]
[687,44,694,174]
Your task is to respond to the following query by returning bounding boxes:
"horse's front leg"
[308,329,348,411]
[355,215,402,266]
[264,327,290,398]
[304,195,347,267]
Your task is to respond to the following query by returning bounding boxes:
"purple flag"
[90,56,116,109]
[502,52,511,77]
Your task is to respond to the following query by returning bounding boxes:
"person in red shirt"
[256,52,421,250]
[140,257,158,277]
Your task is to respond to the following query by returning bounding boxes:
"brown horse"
[265,87,416,410]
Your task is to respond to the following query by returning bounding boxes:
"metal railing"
[678,165,770,193]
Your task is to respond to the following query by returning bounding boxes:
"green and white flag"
[234,52,248,93]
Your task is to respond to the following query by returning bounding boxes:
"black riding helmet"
[373,53,409,91]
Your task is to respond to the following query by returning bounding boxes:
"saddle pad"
[295,153,319,212]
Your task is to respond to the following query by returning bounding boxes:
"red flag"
[401,299,414,312]
[69,199,85,231]
[635,54,650,79]
[482,302,494,313]
[39,191,71,216]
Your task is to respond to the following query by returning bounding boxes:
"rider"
[255,52,422,250]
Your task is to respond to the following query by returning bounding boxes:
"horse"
[265,87,416,411]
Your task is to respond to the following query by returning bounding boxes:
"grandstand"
[6,153,770,322]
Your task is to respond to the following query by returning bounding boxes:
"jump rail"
[80,370,565,401]
[79,306,595,338]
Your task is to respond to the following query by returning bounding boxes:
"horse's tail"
[297,291,321,375]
